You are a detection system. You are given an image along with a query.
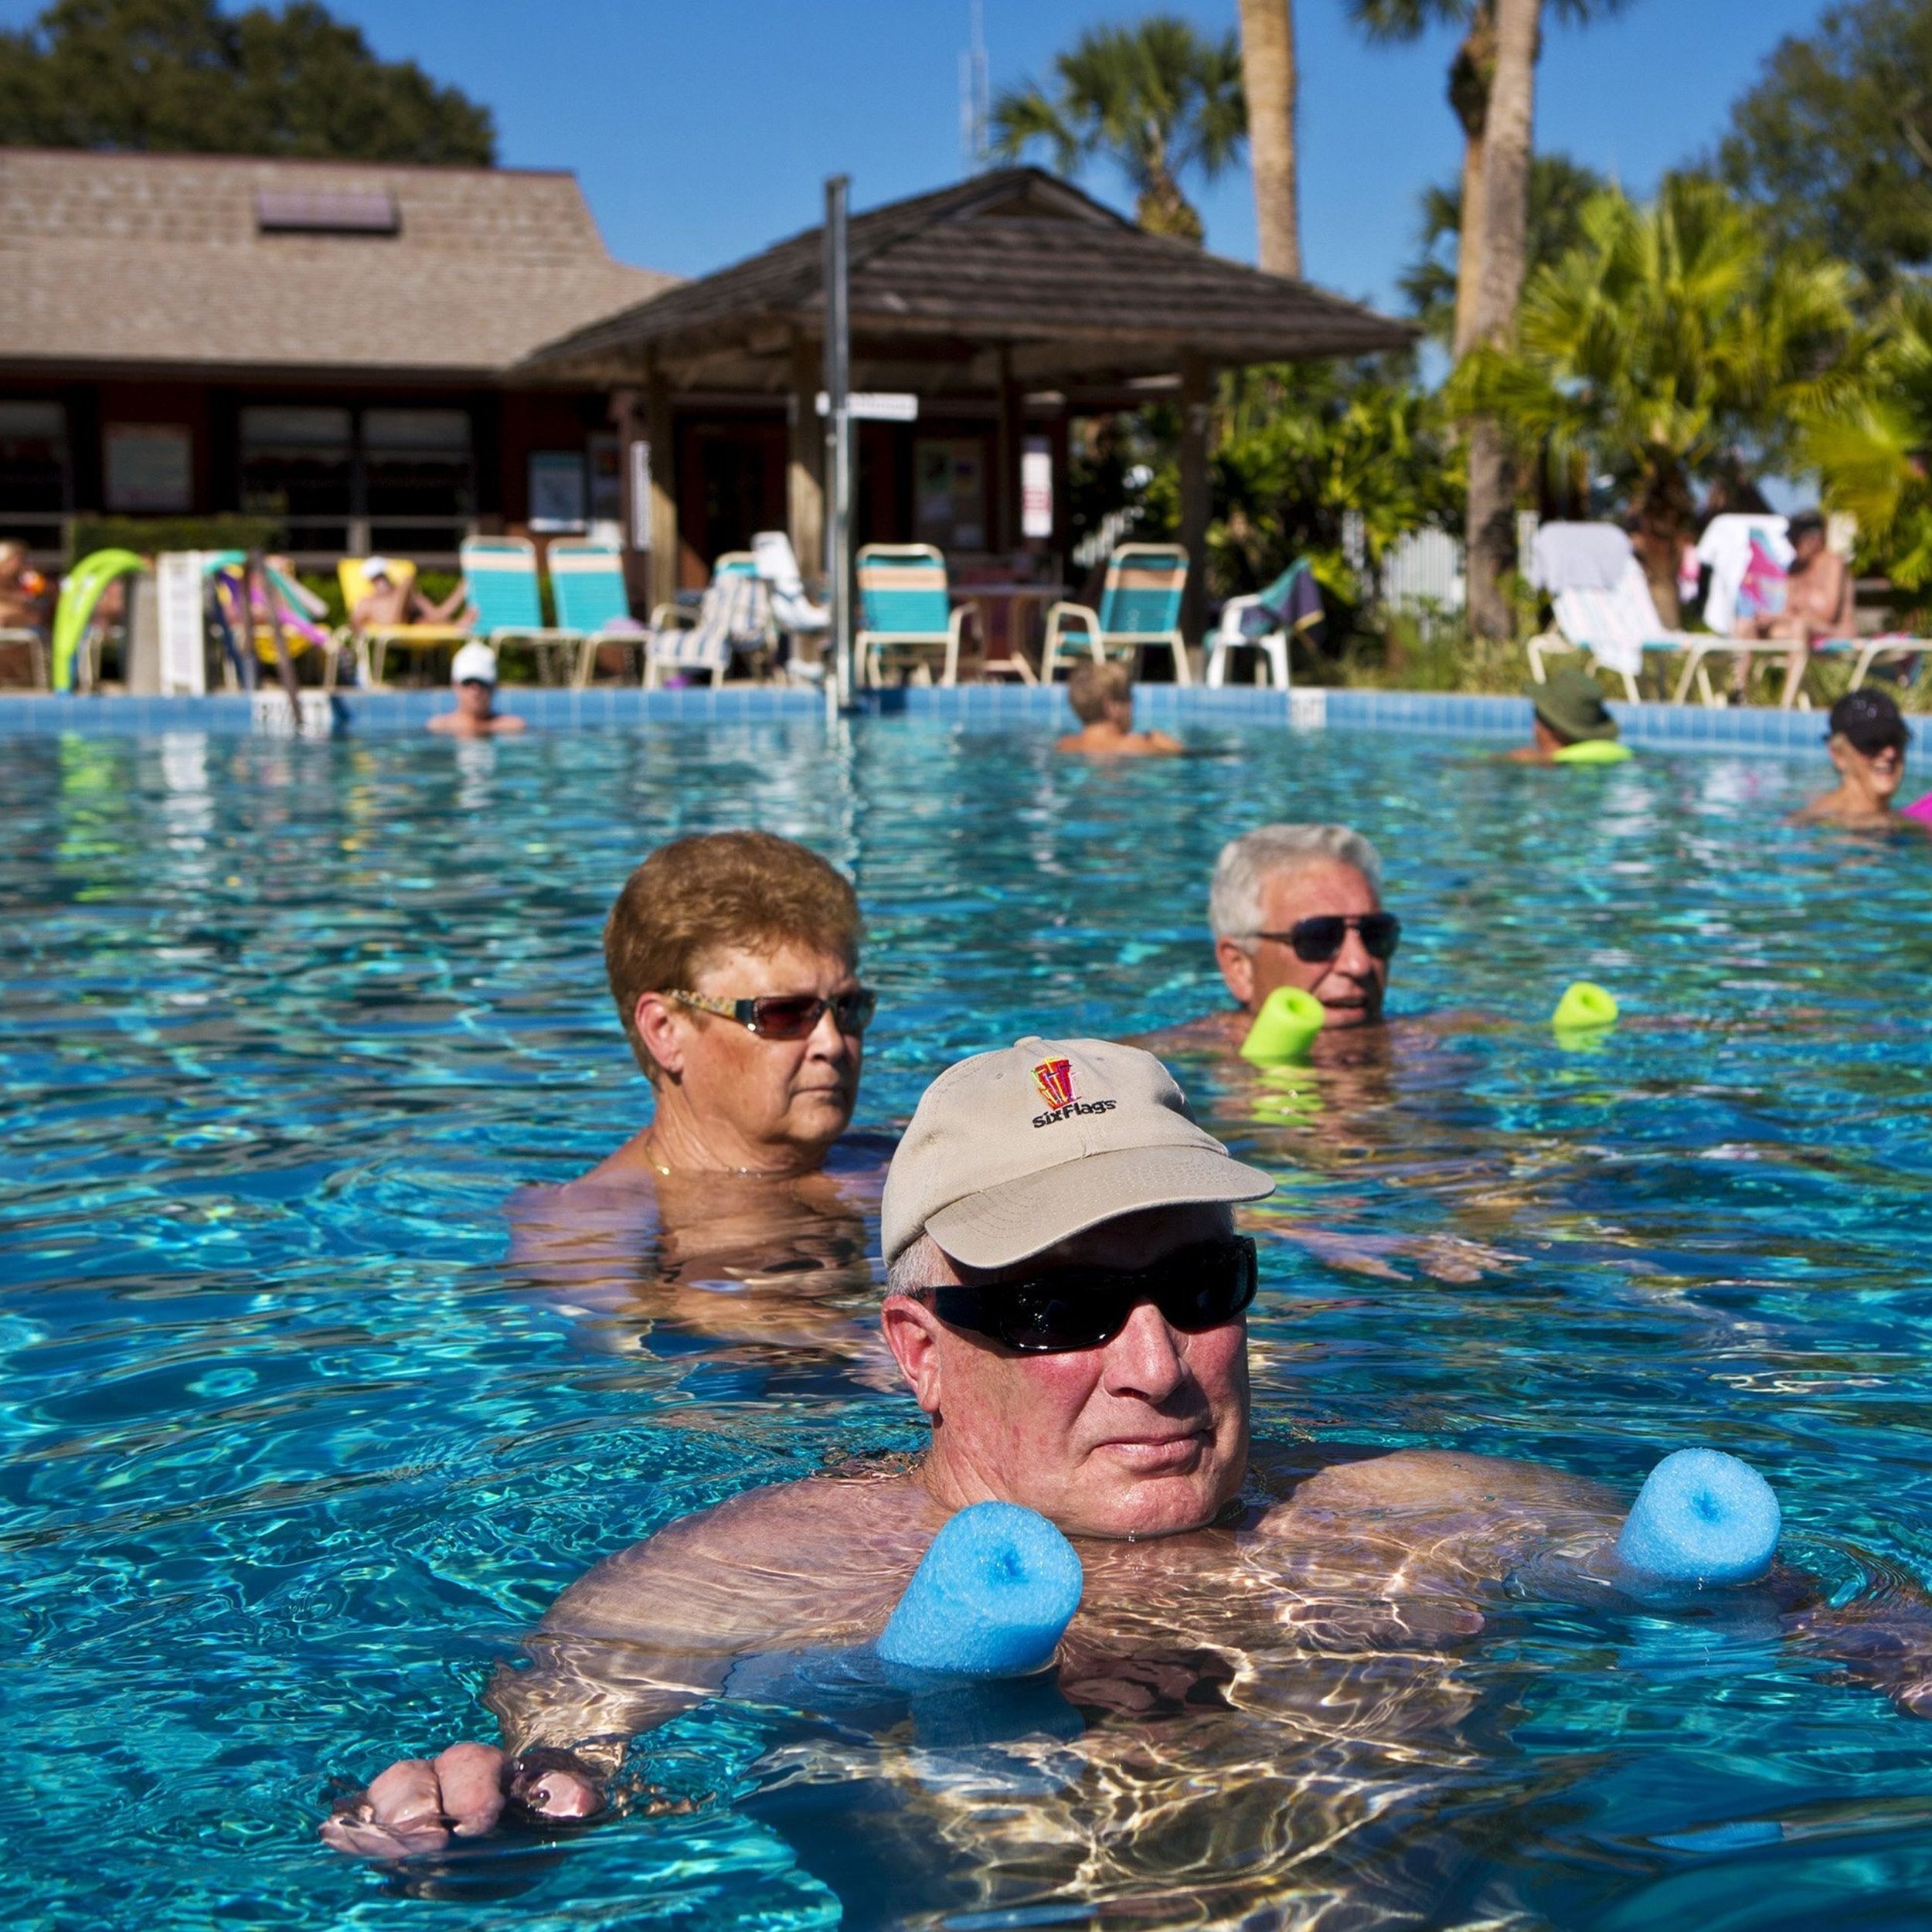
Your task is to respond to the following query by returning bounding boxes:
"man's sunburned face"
[883,1204,1250,1540]
[456,679,494,721]
[649,940,862,1155]
[1216,859,1388,1028]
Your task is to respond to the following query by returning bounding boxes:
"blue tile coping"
[0,680,1832,757]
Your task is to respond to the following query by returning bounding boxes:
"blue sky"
[4,0,1835,310]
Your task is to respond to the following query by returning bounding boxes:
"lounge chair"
[855,543,973,687]
[337,557,468,688]
[0,625,48,689]
[643,561,774,688]
[1527,557,1717,702]
[1042,543,1191,685]
[1205,559,1319,689]
[460,536,582,685]
[547,540,645,686]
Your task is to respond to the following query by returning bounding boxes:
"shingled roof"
[0,148,672,380]
[522,167,1413,395]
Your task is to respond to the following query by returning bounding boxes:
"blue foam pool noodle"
[876,1502,1083,1679]
[1614,1448,1781,1588]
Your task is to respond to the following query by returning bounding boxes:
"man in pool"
[1055,659,1182,757]
[428,642,526,736]
[1792,688,1925,832]
[509,830,886,1362]
[1138,823,1396,1059]
[325,1035,1932,1858]
[1502,666,1629,764]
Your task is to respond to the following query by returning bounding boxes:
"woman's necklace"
[642,1131,789,1180]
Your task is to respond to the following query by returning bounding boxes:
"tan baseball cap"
[882,1036,1274,1269]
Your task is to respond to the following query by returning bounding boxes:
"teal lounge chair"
[460,536,582,684]
[548,540,647,686]
[1042,543,1191,685]
[855,543,974,687]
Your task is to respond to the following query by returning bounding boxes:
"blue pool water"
[6,718,1932,1930]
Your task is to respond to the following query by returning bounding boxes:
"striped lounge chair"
[644,561,773,688]
[1527,560,1713,703]
[1042,543,1191,685]
[855,543,971,687]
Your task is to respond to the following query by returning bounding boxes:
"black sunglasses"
[667,988,877,1039]
[930,1236,1257,1355]
[1243,912,1400,963]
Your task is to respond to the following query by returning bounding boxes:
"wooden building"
[521,168,1413,635]
[0,147,672,564]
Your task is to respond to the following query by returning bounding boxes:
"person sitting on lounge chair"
[1504,666,1631,764]
[352,556,471,632]
[0,539,50,685]
[1055,660,1181,758]
[1792,689,1925,832]
[1733,511,1852,706]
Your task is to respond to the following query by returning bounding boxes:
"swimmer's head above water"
[880,1036,1274,1539]
[1209,823,1395,1029]
[601,831,869,1177]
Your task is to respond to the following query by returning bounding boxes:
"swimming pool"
[5,719,1932,1930]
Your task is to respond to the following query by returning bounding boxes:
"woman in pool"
[511,831,886,1362]
[1793,688,1928,831]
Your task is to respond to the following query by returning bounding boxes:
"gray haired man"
[1142,825,1398,1057]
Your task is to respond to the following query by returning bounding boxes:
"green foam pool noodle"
[1551,981,1619,1032]
[1240,986,1325,1064]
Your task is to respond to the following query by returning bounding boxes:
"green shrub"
[68,514,281,560]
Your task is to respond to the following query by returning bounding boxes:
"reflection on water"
[5,721,1932,1930]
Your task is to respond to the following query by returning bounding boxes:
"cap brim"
[924,1144,1275,1271]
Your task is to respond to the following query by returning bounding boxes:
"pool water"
[7,719,1932,1930]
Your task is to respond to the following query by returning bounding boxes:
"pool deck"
[0,681,1833,756]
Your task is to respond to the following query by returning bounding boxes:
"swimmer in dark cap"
[1792,688,1924,829]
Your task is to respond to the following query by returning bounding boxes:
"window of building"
[240,406,354,551]
[362,408,471,553]
[238,405,471,558]
[0,401,69,545]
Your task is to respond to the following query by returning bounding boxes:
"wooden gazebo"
[522,167,1413,635]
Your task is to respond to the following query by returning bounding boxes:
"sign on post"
[817,392,920,423]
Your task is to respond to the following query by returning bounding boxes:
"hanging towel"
[1239,560,1325,643]
[1696,515,1791,636]
[1529,522,1633,594]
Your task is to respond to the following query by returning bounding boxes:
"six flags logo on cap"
[1031,1056,1117,1129]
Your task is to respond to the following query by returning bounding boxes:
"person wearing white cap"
[429,641,525,736]
[326,1035,1687,1859]
[351,556,472,636]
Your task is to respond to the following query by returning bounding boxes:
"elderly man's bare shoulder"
[1127,1011,1247,1057]
[546,1470,942,1646]
[1258,1447,1617,1528]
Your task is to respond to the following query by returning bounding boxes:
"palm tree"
[990,15,1247,243]
[1452,176,1863,622]
[1344,0,1628,357]
[1803,284,1932,590]
[1402,154,1606,344]
[1237,0,1300,276]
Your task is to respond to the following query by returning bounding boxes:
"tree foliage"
[1720,0,1932,286]
[0,0,495,165]
[1450,175,1865,617]
[989,14,1245,242]
[1802,284,1932,587]
[1401,152,1606,343]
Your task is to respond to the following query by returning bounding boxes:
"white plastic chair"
[1206,594,1291,688]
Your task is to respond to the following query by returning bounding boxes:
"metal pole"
[822,173,852,720]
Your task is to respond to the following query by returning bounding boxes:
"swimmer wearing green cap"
[1504,666,1631,765]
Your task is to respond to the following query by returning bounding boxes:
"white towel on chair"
[1530,522,1633,594]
